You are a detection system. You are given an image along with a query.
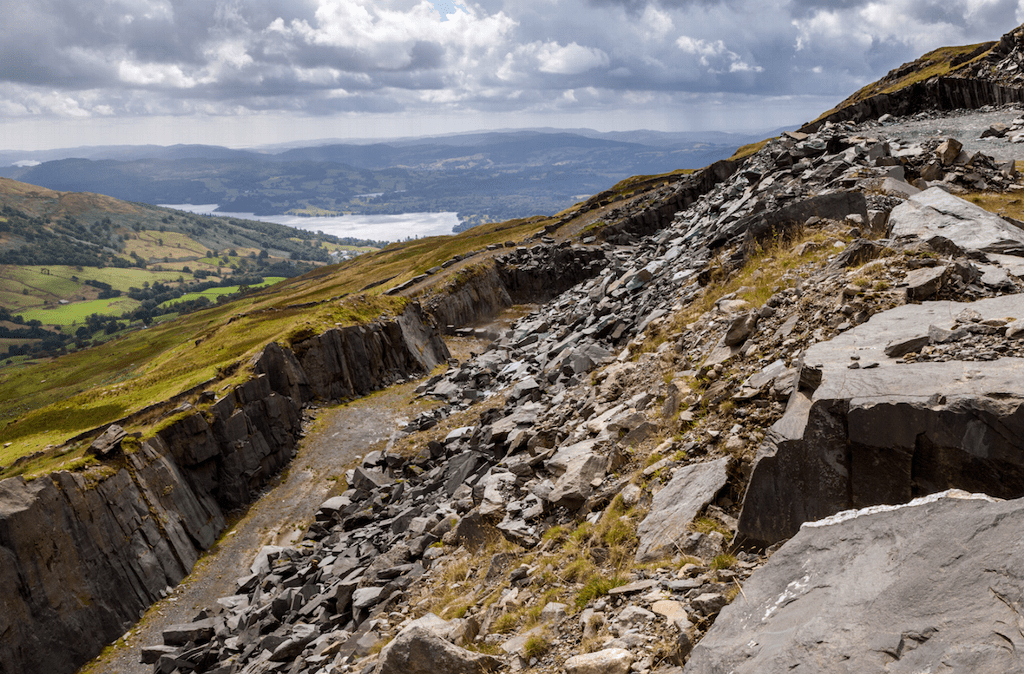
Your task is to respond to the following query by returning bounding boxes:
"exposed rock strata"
[0,304,450,674]
[135,118,1024,674]
[738,293,1024,544]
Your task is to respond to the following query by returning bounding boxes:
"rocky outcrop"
[738,293,1024,545]
[424,243,609,331]
[598,160,739,245]
[889,186,1024,254]
[634,457,730,562]
[0,443,223,674]
[800,25,1024,133]
[0,304,450,674]
[256,302,450,403]
[687,491,1024,673]
[135,112,1024,674]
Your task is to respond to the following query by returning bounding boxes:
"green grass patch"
[19,298,142,326]
[124,230,209,261]
[728,138,772,162]
[159,277,286,309]
[574,576,626,610]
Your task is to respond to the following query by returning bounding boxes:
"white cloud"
[676,35,763,74]
[118,62,197,88]
[536,42,610,75]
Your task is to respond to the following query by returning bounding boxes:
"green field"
[159,277,286,309]
[19,298,142,326]
[0,265,189,309]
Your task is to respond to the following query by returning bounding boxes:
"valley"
[6,20,1024,674]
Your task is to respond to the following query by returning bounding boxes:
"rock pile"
[142,115,1024,674]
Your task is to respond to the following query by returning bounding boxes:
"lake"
[159,204,461,242]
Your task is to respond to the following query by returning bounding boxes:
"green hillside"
[0,178,387,362]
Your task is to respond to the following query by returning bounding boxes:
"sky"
[1,0,1023,151]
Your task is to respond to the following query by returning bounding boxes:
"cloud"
[0,0,1020,141]
[535,42,610,75]
[676,35,764,73]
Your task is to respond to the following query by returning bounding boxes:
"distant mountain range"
[0,127,789,226]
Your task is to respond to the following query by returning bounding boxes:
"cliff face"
[802,23,1024,133]
[801,76,1024,133]
[0,303,450,674]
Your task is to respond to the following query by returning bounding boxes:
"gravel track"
[83,388,412,674]
[872,106,1024,163]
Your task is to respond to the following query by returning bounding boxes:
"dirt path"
[82,384,421,674]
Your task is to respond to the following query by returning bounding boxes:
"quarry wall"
[0,303,450,674]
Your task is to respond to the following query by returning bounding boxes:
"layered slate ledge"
[0,303,449,674]
[738,293,1024,545]
[687,491,1024,673]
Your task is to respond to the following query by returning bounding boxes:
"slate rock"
[635,457,730,562]
[903,266,946,301]
[374,626,502,674]
[88,424,127,458]
[688,491,1024,674]
[163,618,216,646]
[889,188,1024,256]
[738,294,1024,545]
[565,648,634,674]
[724,312,757,346]
[935,138,963,165]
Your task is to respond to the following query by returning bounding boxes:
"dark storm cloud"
[0,0,1021,122]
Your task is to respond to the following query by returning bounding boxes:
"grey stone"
[882,333,930,358]
[889,188,1024,256]
[352,467,394,492]
[565,648,634,674]
[689,492,1024,674]
[374,626,502,674]
[927,324,969,344]
[163,618,216,646]
[981,123,1009,138]
[88,424,127,458]
[547,451,608,509]
[352,587,385,610]
[635,457,730,562]
[878,177,920,199]
[738,294,1024,545]
[724,312,757,346]
[903,265,947,301]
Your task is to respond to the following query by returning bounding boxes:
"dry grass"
[728,139,771,162]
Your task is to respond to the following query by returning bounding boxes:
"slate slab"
[889,187,1024,255]
[687,491,1024,674]
[635,457,730,562]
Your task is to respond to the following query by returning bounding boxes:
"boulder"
[565,648,634,674]
[687,491,1024,674]
[374,626,502,674]
[162,618,216,646]
[738,294,1024,545]
[635,457,730,562]
[547,452,608,509]
[724,312,757,346]
[88,424,127,458]
[889,187,1024,256]
[981,122,1009,138]
[903,265,947,301]
[935,138,963,165]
